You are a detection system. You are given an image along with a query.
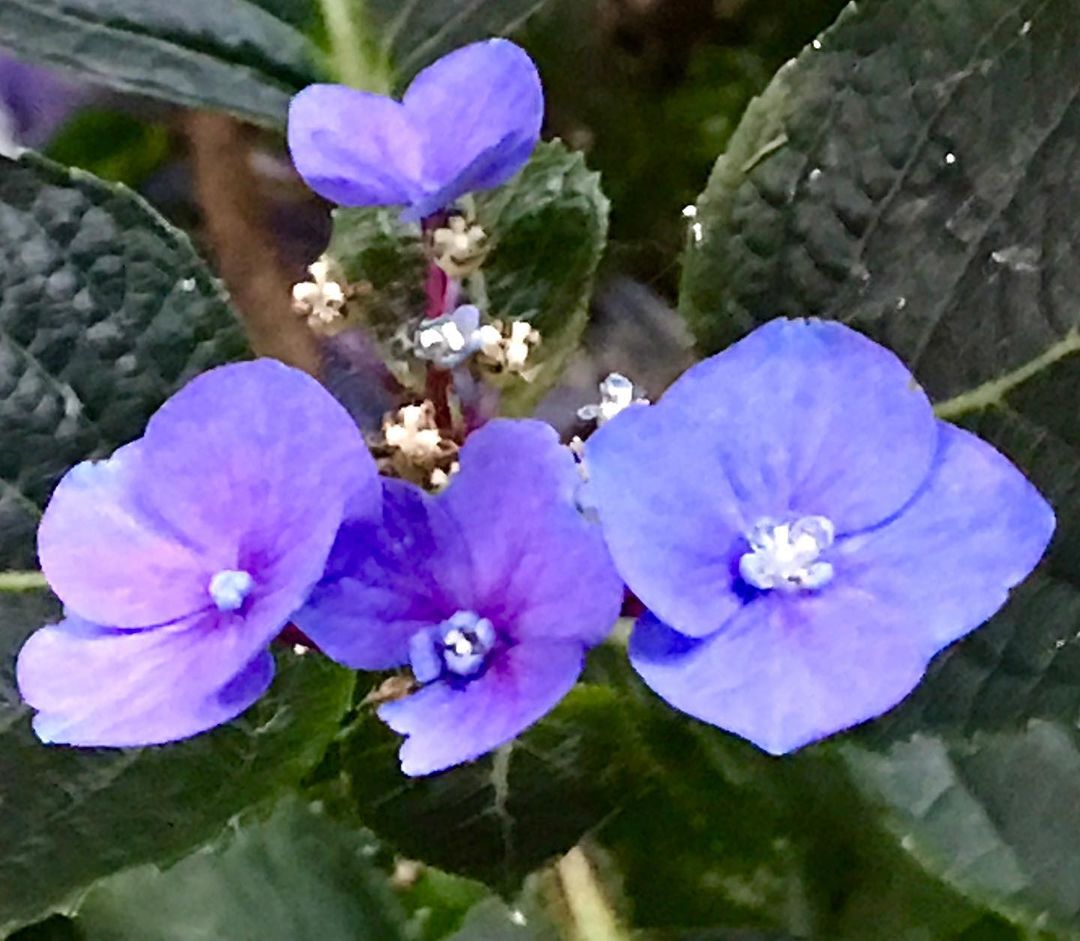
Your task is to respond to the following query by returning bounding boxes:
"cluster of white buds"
[429,461,460,491]
[414,305,482,369]
[477,320,541,377]
[430,215,489,278]
[292,258,347,329]
[383,403,445,464]
[577,373,648,425]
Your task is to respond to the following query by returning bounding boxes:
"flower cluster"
[15,37,1055,778]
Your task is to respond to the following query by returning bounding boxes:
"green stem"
[318,0,391,92]
[0,571,48,592]
[556,847,627,941]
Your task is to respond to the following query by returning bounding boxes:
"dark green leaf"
[677,0,1080,930]
[445,898,556,941]
[0,0,321,125]
[0,590,355,934]
[0,152,246,569]
[340,682,648,893]
[368,0,553,86]
[44,111,171,188]
[472,140,609,412]
[75,798,406,941]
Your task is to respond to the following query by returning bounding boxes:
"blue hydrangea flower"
[288,40,543,223]
[17,360,378,747]
[296,419,623,775]
[586,318,1055,755]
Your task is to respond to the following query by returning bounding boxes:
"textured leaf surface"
[0,0,319,125]
[75,799,406,941]
[677,0,1080,930]
[0,591,355,933]
[368,0,553,86]
[0,153,245,569]
[341,683,647,893]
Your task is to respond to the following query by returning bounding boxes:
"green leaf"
[0,152,246,569]
[339,682,648,893]
[445,898,556,941]
[325,141,608,410]
[0,590,355,934]
[367,0,553,86]
[472,140,609,412]
[0,0,321,125]
[44,111,172,188]
[74,798,406,941]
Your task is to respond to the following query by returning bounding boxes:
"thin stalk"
[0,571,48,592]
[318,0,392,92]
[555,847,628,941]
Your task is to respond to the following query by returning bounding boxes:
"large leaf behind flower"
[0,591,356,934]
[0,152,245,570]
[679,0,1080,932]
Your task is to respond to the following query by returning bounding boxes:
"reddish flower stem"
[421,212,457,432]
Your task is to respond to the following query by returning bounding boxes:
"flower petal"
[37,442,212,628]
[17,614,275,747]
[586,317,938,638]
[402,39,542,219]
[441,419,622,646]
[288,85,424,207]
[141,359,379,614]
[836,422,1055,653]
[629,593,929,755]
[378,640,583,775]
[586,404,747,638]
[295,479,473,669]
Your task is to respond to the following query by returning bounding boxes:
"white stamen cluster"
[383,403,445,463]
[477,320,541,376]
[414,305,482,369]
[739,515,836,592]
[431,216,489,278]
[292,258,346,329]
[577,373,648,425]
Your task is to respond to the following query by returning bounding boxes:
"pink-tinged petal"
[37,442,212,628]
[17,614,275,747]
[402,39,542,216]
[295,479,473,669]
[140,360,379,610]
[441,420,622,647]
[630,594,928,755]
[378,640,584,775]
[287,85,424,207]
[836,422,1055,654]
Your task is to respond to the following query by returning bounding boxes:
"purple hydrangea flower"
[287,39,543,222]
[585,318,1055,755]
[295,419,623,775]
[17,360,378,747]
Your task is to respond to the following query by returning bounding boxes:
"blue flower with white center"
[287,40,543,223]
[585,317,1055,755]
[296,419,624,776]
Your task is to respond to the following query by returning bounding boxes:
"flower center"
[409,611,497,683]
[208,569,255,612]
[738,516,835,592]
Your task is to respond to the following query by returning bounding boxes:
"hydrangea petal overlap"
[288,40,543,222]
[297,419,623,775]
[586,318,1055,754]
[18,360,378,747]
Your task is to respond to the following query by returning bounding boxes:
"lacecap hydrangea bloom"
[295,419,623,775]
[288,39,542,223]
[586,318,1055,754]
[17,361,378,746]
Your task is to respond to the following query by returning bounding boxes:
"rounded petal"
[38,442,211,628]
[629,594,929,755]
[442,419,622,647]
[288,85,423,207]
[140,359,379,616]
[378,640,583,776]
[403,39,542,215]
[586,317,938,638]
[586,405,747,638]
[836,422,1055,654]
[295,479,473,669]
[17,615,275,747]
